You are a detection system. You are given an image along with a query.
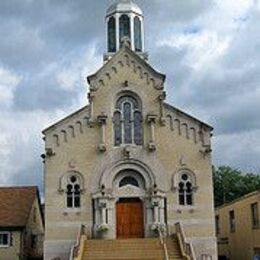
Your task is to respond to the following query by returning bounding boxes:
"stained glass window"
[134,16,142,52]
[108,17,116,52]
[119,15,130,46]
[114,96,143,146]
[123,102,132,143]
[114,111,122,146]
[134,111,143,145]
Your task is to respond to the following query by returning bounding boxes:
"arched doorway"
[115,172,145,239]
[116,198,144,239]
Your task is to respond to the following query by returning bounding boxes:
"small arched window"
[119,176,139,188]
[108,17,116,52]
[134,16,142,52]
[119,15,130,45]
[178,173,193,206]
[66,175,81,208]
[113,95,143,146]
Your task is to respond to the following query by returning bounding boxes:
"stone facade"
[43,1,217,259]
[216,191,260,260]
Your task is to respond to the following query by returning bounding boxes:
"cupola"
[104,0,147,61]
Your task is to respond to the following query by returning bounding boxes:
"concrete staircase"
[81,237,184,260]
[166,236,184,260]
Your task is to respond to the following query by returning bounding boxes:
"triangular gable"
[87,45,166,92]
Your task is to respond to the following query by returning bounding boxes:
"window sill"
[63,208,81,214]
[252,225,260,230]
[176,206,196,214]
[0,245,10,248]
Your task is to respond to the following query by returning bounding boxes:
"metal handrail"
[158,228,169,260]
[175,222,196,260]
[69,225,86,260]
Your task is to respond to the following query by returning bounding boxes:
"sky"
[0,0,259,194]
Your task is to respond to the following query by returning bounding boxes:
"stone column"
[159,92,166,126]
[147,114,157,151]
[115,13,120,51]
[88,92,95,127]
[130,14,135,51]
[97,113,108,152]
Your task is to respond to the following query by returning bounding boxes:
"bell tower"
[104,0,147,61]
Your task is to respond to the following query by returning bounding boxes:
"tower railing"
[157,226,169,260]
[175,222,196,260]
[69,225,87,260]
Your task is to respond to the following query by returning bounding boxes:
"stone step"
[82,237,185,260]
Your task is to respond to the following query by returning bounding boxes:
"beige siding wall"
[24,197,44,258]
[0,231,21,260]
[216,191,260,260]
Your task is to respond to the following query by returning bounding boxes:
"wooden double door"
[116,198,144,239]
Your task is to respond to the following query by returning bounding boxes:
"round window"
[70,176,77,183]
[181,174,188,181]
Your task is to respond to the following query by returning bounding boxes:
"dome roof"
[106,0,143,17]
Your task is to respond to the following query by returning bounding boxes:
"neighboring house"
[215,190,260,260]
[0,186,44,260]
[43,1,217,259]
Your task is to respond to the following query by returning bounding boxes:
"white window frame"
[0,232,10,248]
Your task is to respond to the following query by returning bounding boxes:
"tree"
[213,166,260,207]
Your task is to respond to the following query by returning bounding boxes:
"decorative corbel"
[41,148,55,163]
[158,92,166,126]
[97,113,108,152]
[88,92,95,127]
[147,114,157,151]
[200,145,212,158]
[123,145,131,159]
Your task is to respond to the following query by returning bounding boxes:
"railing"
[175,222,196,260]
[158,227,169,260]
[69,225,87,260]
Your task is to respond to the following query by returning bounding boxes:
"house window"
[31,235,37,249]
[178,174,193,206]
[113,95,143,146]
[229,210,235,232]
[251,203,259,229]
[215,215,220,235]
[0,232,10,247]
[66,175,81,208]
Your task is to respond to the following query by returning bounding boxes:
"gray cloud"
[0,0,259,192]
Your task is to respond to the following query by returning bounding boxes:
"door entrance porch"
[116,198,144,239]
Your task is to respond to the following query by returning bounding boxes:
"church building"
[43,1,217,259]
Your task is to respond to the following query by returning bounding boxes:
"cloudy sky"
[0,0,259,194]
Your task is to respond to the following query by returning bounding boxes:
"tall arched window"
[66,175,81,208]
[114,96,143,146]
[134,16,142,52]
[108,17,116,52]
[178,173,193,206]
[119,15,130,46]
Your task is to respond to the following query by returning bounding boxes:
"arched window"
[108,17,116,52]
[134,16,142,52]
[178,173,193,206]
[119,15,130,45]
[119,176,139,188]
[66,175,81,208]
[113,95,143,146]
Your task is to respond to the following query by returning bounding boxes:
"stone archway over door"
[116,198,144,239]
